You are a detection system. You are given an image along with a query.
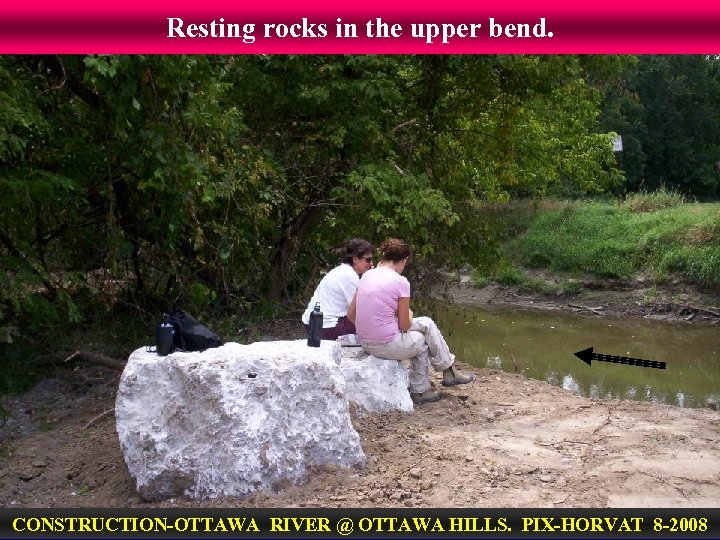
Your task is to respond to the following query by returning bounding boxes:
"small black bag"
[167,310,223,352]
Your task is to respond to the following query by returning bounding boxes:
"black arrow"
[574,347,667,370]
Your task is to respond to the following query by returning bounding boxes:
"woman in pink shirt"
[348,238,475,405]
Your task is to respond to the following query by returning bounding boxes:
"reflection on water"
[561,374,579,393]
[428,302,720,408]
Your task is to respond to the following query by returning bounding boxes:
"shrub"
[620,187,685,213]
[494,264,525,286]
[470,271,490,288]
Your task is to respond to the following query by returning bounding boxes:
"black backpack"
[167,310,223,352]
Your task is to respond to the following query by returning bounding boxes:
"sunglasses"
[358,256,373,263]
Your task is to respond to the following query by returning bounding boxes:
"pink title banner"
[1,0,720,53]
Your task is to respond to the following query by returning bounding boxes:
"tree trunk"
[264,204,324,302]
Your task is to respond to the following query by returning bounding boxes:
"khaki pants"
[360,316,455,393]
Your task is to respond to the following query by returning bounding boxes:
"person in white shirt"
[301,238,374,340]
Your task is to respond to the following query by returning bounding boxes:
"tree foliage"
[601,55,720,197]
[0,54,623,344]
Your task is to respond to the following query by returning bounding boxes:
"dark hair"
[380,238,412,262]
[342,238,374,264]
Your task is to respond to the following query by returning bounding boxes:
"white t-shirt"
[301,263,359,328]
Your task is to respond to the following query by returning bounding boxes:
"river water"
[427,303,720,408]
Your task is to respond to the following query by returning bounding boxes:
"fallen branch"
[644,472,690,500]
[681,304,720,318]
[395,453,424,478]
[536,439,592,447]
[592,406,616,435]
[83,408,115,430]
[64,350,125,371]
[568,303,604,315]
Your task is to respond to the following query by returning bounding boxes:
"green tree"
[601,55,720,197]
[0,54,624,346]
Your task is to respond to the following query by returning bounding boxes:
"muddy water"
[429,303,720,408]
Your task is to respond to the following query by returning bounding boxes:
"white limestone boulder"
[115,340,364,501]
[338,347,413,412]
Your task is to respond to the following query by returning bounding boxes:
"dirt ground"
[1,281,719,509]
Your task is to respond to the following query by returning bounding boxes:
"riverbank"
[484,198,720,293]
[436,272,720,324]
[1,296,719,508]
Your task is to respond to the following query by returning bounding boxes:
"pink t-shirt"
[355,266,411,343]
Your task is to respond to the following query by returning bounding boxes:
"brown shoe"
[442,365,476,387]
[411,390,442,405]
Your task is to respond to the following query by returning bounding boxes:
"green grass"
[503,198,720,288]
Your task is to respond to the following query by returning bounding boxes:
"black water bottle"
[156,316,175,356]
[307,302,322,347]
